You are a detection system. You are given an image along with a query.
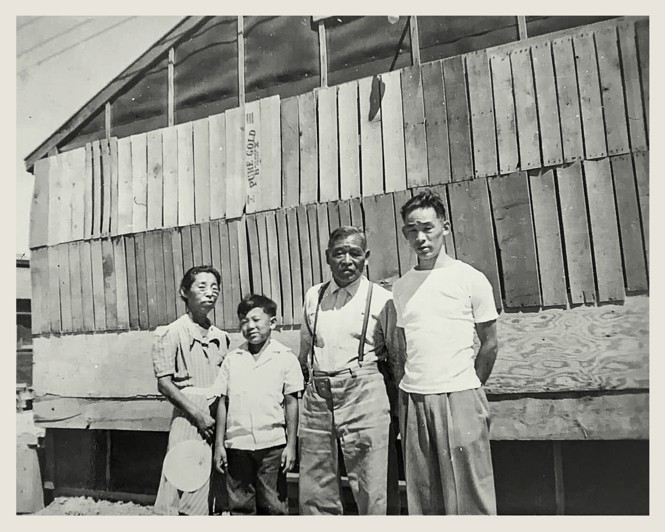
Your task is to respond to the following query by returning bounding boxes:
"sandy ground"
[34,496,154,516]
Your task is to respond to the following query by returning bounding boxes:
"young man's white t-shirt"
[392,259,498,394]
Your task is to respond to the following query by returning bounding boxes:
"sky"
[16,16,185,258]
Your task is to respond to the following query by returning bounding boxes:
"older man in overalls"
[298,225,404,515]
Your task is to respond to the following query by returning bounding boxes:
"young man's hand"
[214,445,228,474]
[280,445,296,473]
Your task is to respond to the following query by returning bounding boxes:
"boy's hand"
[280,445,296,473]
[214,446,228,474]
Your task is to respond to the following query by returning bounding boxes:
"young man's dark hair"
[400,191,447,221]
[237,294,278,319]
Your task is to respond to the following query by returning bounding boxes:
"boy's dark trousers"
[226,444,289,515]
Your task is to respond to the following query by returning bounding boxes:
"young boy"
[213,294,303,515]
[392,191,499,515]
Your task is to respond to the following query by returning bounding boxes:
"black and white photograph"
[15,9,651,518]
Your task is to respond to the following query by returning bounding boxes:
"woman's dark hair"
[180,265,221,302]
[400,191,448,221]
[237,294,277,319]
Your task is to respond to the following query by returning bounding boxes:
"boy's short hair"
[400,191,447,221]
[327,225,367,250]
[237,294,277,319]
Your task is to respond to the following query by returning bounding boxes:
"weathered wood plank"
[209,114,227,220]
[359,75,384,195]
[144,232,160,329]
[337,199,352,227]
[91,141,102,239]
[307,204,323,286]
[161,126,178,228]
[100,139,112,236]
[552,36,585,163]
[134,233,149,329]
[380,70,407,193]
[595,27,630,156]
[401,65,428,188]
[101,238,118,331]
[193,118,211,223]
[116,138,133,235]
[58,150,74,243]
[280,97,300,208]
[30,157,50,248]
[124,235,140,329]
[421,60,451,184]
[79,240,95,332]
[170,229,186,318]
[113,237,130,330]
[154,230,169,326]
[489,52,519,175]
[363,194,400,286]
[109,139,119,236]
[337,80,361,199]
[209,221,224,326]
[442,56,473,181]
[635,19,649,134]
[45,154,60,245]
[246,214,263,294]
[466,50,498,178]
[260,96,282,210]
[244,100,261,214]
[574,32,607,160]
[318,86,340,202]
[256,213,272,297]
[30,248,48,334]
[555,163,596,304]
[584,158,625,302]
[299,92,319,204]
[68,242,84,332]
[349,197,363,229]
[448,179,503,309]
[296,205,314,301]
[327,201,341,233]
[532,41,564,166]
[90,239,107,331]
[130,134,148,233]
[70,146,86,241]
[264,212,282,320]
[225,108,245,219]
[83,144,94,238]
[159,229,176,324]
[617,22,648,152]
[191,223,203,266]
[201,223,215,323]
[57,244,73,332]
[429,184,457,260]
[528,169,567,307]
[392,189,417,276]
[176,123,195,226]
[632,151,649,263]
[181,225,194,274]
[146,129,164,231]
[275,210,293,326]
[234,218,251,298]
[316,203,330,282]
[286,208,303,324]
[510,47,541,170]
[219,221,236,330]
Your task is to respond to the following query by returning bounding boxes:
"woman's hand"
[193,410,216,444]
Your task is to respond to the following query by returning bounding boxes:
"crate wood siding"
[466,51,498,178]
[421,60,451,184]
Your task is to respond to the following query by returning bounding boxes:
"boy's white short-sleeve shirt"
[392,259,498,394]
[213,339,304,450]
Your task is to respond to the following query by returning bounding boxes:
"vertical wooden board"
[429,185,457,260]
[583,159,625,302]
[610,155,648,291]
[489,53,519,175]
[226,220,243,318]
[617,23,648,152]
[381,70,407,193]
[100,139,112,236]
[29,248,46,334]
[235,218,250,298]
[116,137,133,235]
[299,92,319,204]
[109,138,119,236]
[83,144,94,239]
[244,100,261,214]
[153,230,169,326]
[59,151,74,243]
[70,147,86,241]
[510,48,541,170]
[90,239,107,331]
[286,208,304,324]
[162,126,179,228]
[30,157,50,248]
[488,173,541,308]
[144,232,159,329]
[176,123,195,226]
[349,197,363,229]
[442,56,474,181]
[191,224,203,266]
[595,27,630,157]
[359,75,384,196]
[327,201,341,233]
[79,240,95,332]
[555,163,596,304]
[532,41,564,166]
[170,230,186,318]
[181,225,194,273]
[295,206,314,299]
[528,169,568,307]
[209,114,227,220]
[256,213,273,297]
[275,210,293,325]
[401,65,428,187]
[200,223,213,325]
[338,199,352,227]
[337,80,361,199]
[134,232,150,329]
[209,221,224,326]
[448,179,502,309]
[124,235,140,329]
[280,96,300,208]
[318,86,340,202]
[264,212,282,320]
[552,37,585,163]
[218,221,235,329]
[260,96,282,210]
[363,194,400,285]
[636,19,649,133]
[246,214,263,294]
[161,230,178,325]
[130,134,148,233]
[101,238,118,330]
[91,141,102,239]
[421,60,451,184]
[193,118,211,223]
[146,129,164,231]
[113,237,130,330]
[57,244,73,332]
[307,204,323,286]
[573,32,607,160]
[392,189,417,275]
[225,108,245,219]
[466,51,498,178]
[633,151,649,262]
[47,153,61,245]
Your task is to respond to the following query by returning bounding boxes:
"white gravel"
[34,496,154,516]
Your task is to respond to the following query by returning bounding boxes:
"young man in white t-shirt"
[392,191,499,515]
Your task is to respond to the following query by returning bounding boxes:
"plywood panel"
[392,189,416,276]
[91,141,102,239]
[161,126,178,228]
[113,237,130,330]
[208,221,224,326]
[556,163,596,304]
[101,238,118,331]
[218,221,235,329]
[235,218,251,298]
[260,96,282,210]
[489,52,519,175]
[146,130,164,231]
[90,239,107,331]
[359,75,384,196]
[448,179,502,309]
[466,50,498,178]
[170,229,186,318]
[280,96,300,208]
[299,92,318,204]
[30,157,50,248]
[109,139,119,236]
[70,146,86,241]
[528,169,567,307]
[574,32,607,160]
[83,144,94,239]
[144,232,159,329]
[296,205,314,299]
[583,159,625,302]
[363,194,400,285]
[161,229,178,326]
[209,114,226,220]
[244,100,261,214]
[617,22,648,152]
[275,210,293,325]
[246,214,263,293]
[489,173,541,308]
[635,19,649,133]
[286,208,303,324]
[610,155,648,292]
[380,70,407,192]
[225,108,245,219]
[79,240,95,332]
[595,27,630,156]
[30,248,48,334]
[552,36,585,163]
[100,140,112,236]
[193,118,211,223]
[307,204,323,286]
[442,56,473,181]
[337,80,361,199]
[318,86,339,202]
[130,134,148,233]
[256,213,272,297]
[68,242,84,332]
[510,48,541,170]
[264,212,282,320]
[176,123,195,226]
[532,41,564,166]
[116,138,133,235]
[181,225,194,274]
[421,60,451,184]
[124,235,140,329]
[57,244,73,332]
[401,65,428,188]
[632,151,649,263]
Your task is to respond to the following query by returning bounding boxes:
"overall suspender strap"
[308,281,330,380]
[357,282,374,364]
